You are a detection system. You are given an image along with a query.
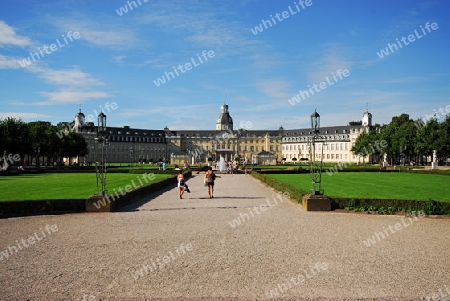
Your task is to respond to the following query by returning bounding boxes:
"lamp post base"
[302,194,331,211]
[86,194,114,212]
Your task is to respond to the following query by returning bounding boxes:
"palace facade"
[164,104,283,165]
[282,110,373,164]
[71,105,373,165]
[73,110,168,164]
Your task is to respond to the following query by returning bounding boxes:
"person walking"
[177,170,185,199]
[205,166,220,199]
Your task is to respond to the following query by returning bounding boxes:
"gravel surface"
[0,173,449,301]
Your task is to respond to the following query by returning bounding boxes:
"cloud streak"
[35,90,112,105]
[0,20,33,47]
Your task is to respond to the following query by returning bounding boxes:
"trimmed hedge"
[255,166,450,176]
[253,168,308,174]
[0,199,85,217]
[330,197,450,215]
[250,171,450,215]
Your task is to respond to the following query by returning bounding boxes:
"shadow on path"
[138,205,275,212]
[116,183,176,212]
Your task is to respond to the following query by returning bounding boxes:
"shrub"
[423,199,437,215]
[330,197,450,215]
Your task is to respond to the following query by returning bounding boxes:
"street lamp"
[98,112,106,134]
[95,112,108,196]
[311,109,320,134]
[302,109,331,211]
[309,109,325,195]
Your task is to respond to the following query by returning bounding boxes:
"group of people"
[177,167,221,199]
[213,160,249,174]
[156,161,166,170]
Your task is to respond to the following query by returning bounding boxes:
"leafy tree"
[0,118,30,165]
[351,130,382,163]
[379,114,414,163]
[0,118,88,168]
[348,121,362,126]
[391,118,417,163]
[28,121,51,167]
[437,115,450,160]
[61,131,88,162]
[415,118,440,164]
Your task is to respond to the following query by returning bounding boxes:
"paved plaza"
[0,173,449,300]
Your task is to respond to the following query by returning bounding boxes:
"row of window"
[90,145,165,152]
[185,144,280,152]
[106,154,165,161]
[107,136,166,143]
[172,138,281,144]
[285,153,350,160]
[283,143,351,151]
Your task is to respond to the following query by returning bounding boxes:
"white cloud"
[9,101,26,106]
[307,44,353,83]
[18,65,112,105]
[136,2,262,55]
[255,80,291,99]
[0,54,22,69]
[29,66,105,87]
[49,17,137,49]
[236,96,252,102]
[35,90,112,105]
[0,20,33,47]
[113,55,126,64]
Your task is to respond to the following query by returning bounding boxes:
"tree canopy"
[352,113,450,164]
[0,118,88,167]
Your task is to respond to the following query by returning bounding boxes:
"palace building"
[282,109,374,164]
[165,104,283,165]
[71,105,373,165]
[73,110,168,164]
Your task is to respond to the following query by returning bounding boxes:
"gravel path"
[0,173,449,301]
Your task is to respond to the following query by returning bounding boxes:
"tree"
[351,130,382,163]
[28,121,51,167]
[415,118,440,164]
[1,118,27,154]
[437,115,450,162]
[349,121,362,126]
[390,118,417,164]
[61,131,88,163]
[379,114,413,164]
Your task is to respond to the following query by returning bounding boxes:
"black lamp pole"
[95,112,108,196]
[309,109,325,195]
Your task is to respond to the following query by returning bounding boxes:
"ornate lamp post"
[303,109,331,211]
[309,109,325,195]
[95,112,108,196]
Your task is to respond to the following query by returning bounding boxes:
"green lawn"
[0,173,173,201]
[266,173,450,202]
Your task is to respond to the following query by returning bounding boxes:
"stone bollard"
[302,194,331,211]
[86,195,114,212]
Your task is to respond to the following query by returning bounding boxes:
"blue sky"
[0,0,449,130]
